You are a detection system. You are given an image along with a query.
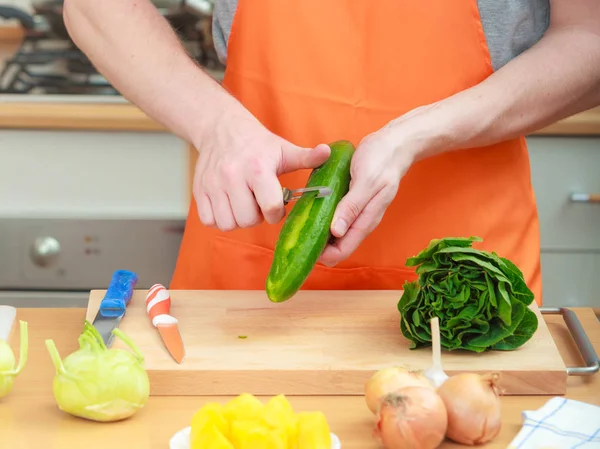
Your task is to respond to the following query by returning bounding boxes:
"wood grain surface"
[85,289,568,396]
[1,307,598,449]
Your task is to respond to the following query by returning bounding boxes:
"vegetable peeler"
[282,186,332,205]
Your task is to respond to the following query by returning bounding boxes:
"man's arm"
[62,0,239,144]
[321,0,600,266]
[401,0,600,161]
[64,0,332,231]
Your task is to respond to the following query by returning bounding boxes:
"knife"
[282,186,332,205]
[145,284,185,364]
[92,269,138,348]
[0,305,16,343]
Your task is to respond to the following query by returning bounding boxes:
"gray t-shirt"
[211,0,550,72]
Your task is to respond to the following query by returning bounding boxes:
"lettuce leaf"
[397,236,538,353]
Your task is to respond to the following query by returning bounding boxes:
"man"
[63,0,600,304]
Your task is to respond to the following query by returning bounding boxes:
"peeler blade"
[282,186,332,204]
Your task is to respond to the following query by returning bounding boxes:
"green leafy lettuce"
[397,236,538,353]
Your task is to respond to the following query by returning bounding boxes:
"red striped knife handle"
[145,284,178,327]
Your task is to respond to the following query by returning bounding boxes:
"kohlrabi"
[0,320,28,398]
[45,320,150,422]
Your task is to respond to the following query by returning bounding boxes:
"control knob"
[30,236,61,268]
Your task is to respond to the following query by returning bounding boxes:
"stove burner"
[0,36,118,95]
[0,32,224,96]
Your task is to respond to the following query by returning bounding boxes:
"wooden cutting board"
[85,290,567,397]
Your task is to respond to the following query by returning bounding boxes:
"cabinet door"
[527,136,600,251]
[0,129,190,218]
[540,252,600,307]
[527,136,600,308]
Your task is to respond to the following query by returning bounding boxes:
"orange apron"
[170,0,543,305]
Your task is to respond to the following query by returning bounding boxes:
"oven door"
[0,129,188,307]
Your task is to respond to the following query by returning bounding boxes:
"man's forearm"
[63,0,237,144]
[405,11,600,161]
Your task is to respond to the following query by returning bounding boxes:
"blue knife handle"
[99,270,138,317]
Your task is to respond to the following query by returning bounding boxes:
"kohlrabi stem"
[78,331,95,351]
[12,321,28,375]
[113,329,145,363]
[79,323,106,353]
[45,339,66,375]
[83,320,107,351]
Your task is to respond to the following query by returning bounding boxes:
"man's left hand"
[318,112,427,267]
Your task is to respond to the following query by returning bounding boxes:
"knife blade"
[145,284,185,364]
[92,269,138,348]
[0,305,16,343]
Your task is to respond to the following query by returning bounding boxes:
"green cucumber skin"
[266,140,355,303]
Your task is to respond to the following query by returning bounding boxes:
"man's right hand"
[62,0,330,233]
[193,109,331,231]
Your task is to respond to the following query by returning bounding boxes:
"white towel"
[507,397,600,449]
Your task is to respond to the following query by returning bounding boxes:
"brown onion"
[365,366,434,414]
[436,372,502,445]
[373,386,448,449]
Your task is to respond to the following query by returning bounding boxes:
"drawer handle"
[541,307,600,376]
[570,193,600,203]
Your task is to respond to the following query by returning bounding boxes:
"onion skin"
[373,386,448,449]
[365,366,434,414]
[436,372,502,445]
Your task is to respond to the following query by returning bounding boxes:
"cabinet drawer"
[540,252,600,308]
[527,137,600,251]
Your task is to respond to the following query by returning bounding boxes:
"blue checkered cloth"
[508,397,600,449]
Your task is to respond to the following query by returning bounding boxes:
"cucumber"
[266,140,355,303]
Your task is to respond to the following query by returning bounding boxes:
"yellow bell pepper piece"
[190,402,229,441]
[190,423,234,449]
[295,411,331,449]
[263,394,295,426]
[235,426,287,449]
[188,394,334,449]
[230,419,268,447]
[223,393,265,422]
[262,395,297,448]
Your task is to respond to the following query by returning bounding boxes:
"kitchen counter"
[1,94,600,136]
[2,99,600,135]
[0,102,168,132]
[1,306,599,449]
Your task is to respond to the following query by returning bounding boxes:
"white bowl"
[170,426,341,449]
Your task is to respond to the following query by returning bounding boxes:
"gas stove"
[0,30,224,100]
[0,35,118,96]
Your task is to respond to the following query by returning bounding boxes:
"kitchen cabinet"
[527,136,600,307]
[0,128,190,218]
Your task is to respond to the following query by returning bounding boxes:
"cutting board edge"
[144,367,567,397]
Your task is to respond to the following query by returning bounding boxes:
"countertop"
[1,30,600,135]
[1,306,599,449]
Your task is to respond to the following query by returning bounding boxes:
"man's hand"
[194,109,331,231]
[318,110,429,267]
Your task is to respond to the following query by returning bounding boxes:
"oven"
[0,133,190,308]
